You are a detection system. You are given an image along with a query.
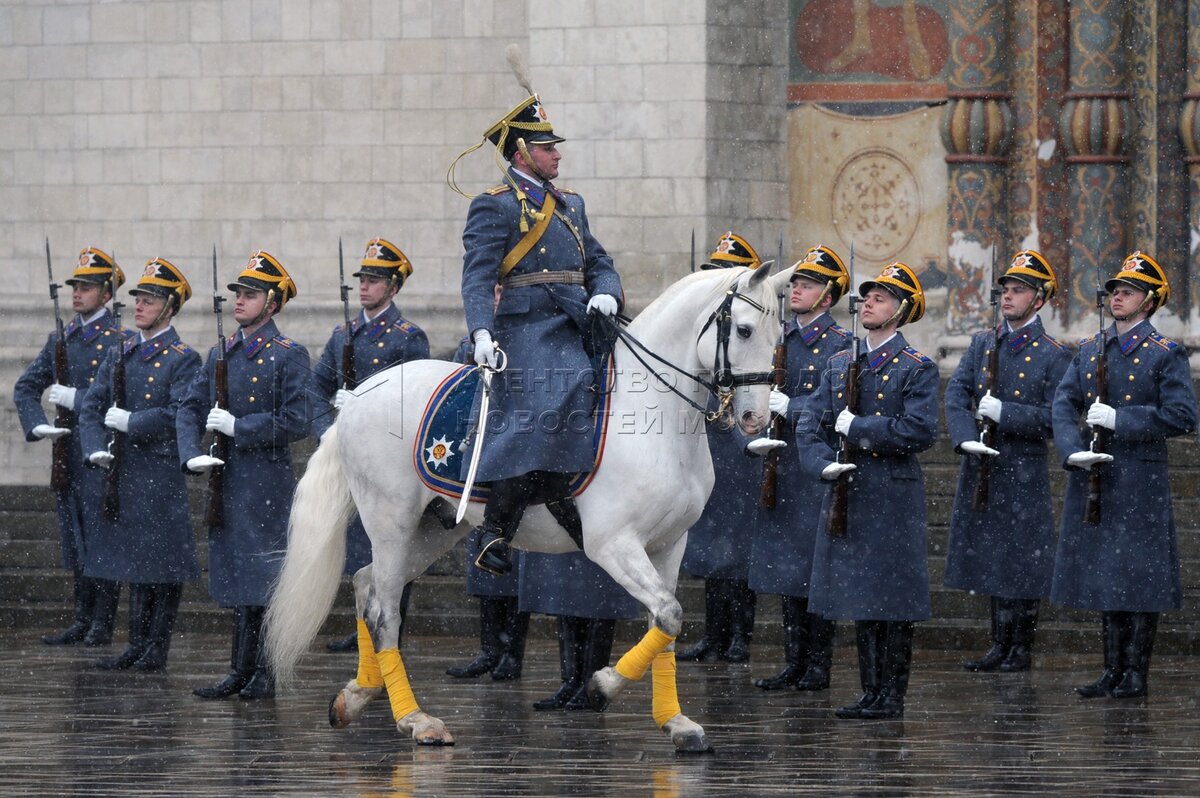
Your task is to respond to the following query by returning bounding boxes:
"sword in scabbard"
[456,347,507,524]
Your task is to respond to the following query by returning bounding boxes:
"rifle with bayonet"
[45,239,72,493]
[972,250,1001,511]
[206,246,230,528]
[761,233,787,509]
[102,296,126,520]
[826,244,858,538]
[338,238,356,391]
[1084,274,1110,525]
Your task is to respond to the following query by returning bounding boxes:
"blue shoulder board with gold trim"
[828,325,850,339]
[394,319,418,334]
[1041,333,1067,351]
[1148,331,1179,350]
[902,346,931,364]
[1077,333,1100,347]
[171,342,193,355]
[273,336,296,349]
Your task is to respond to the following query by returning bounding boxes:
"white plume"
[505,44,534,95]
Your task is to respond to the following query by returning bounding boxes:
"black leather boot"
[963,596,1012,672]
[545,495,584,551]
[1111,612,1158,699]
[94,583,152,670]
[473,477,531,576]
[795,614,836,691]
[860,621,913,719]
[755,596,809,690]
[723,580,756,663]
[565,618,616,710]
[42,569,92,645]
[491,598,529,681]
[446,596,505,677]
[1076,612,1126,698]
[85,579,120,646]
[534,616,585,710]
[239,606,275,699]
[677,579,729,662]
[998,599,1039,673]
[193,608,254,699]
[133,583,183,672]
[835,620,883,719]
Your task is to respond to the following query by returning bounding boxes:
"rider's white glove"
[1066,450,1114,470]
[206,407,236,437]
[32,424,70,440]
[586,294,618,317]
[746,438,787,456]
[1086,400,1117,431]
[768,389,790,416]
[186,455,225,473]
[821,462,857,481]
[333,388,352,410]
[834,407,855,437]
[960,440,999,457]
[472,329,498,368]
[48,384,77,409]
[88,450,114,468]
[976,392,1002,423]
[104,407,130,432]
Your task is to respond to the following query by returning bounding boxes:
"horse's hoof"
[400,711,456,746]
[329,681,382,729]
[586,666,627,712]
[328,691,351,729]
[664,714,714,755]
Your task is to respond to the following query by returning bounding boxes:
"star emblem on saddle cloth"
[425,435,455,468]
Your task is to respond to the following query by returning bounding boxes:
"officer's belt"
[502,271,585,289]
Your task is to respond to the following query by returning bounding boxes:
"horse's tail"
[265,425,354,689]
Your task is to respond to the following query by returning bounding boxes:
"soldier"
[944,251,1070,673]
[81,259,201,671]
[313,238,429,653]
[454,89,622,577]
[677,233,766,664]
[13,247,126,647]
[179,252,311,700]
[746,245,851,690]
[1051,252,1198,699]
[797,263,937,719]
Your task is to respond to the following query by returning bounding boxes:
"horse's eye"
[736,324,753,340]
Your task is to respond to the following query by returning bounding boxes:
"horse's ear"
[769,268,793,297]
[746,263,773,290]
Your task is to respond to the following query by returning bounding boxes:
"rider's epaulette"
[557,186,577,195]
[273,336,297,349]
[171,342,192,356]
[485,184,512,196]
[902,346,931,364]
[1148,331,1179,351]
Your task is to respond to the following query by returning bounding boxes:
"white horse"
[266,264,790,753]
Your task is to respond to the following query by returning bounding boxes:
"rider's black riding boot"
[239,606,274,700]
[94,583,153,670]
[565,618,616,710]
[133,583,183,672]
[755,595,809,690]
[998,599,1040,673]
[1076,611,1126,698]
[545,495,584,550]
[677,578,729,662]
[491,598,529,681]
[42,568,93,645]
[193,607,255,699]
[1111,612,1158,699]
[85,578,121,646]
[963,596,1012,672]
[446,596,505,677]
[534,615,585,710]
[473,476,531,576]
[836,620,883,719]
[795,613,836,691]
[723,580,756,662]
[860,621,914,719]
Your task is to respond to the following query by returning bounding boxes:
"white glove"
[472,329,497,368]
[747,437,787,456]
[768,389,790,416]
[48,384,77,409]
[31,424,70,440]
[834,407,855,437]
[333,388,352,410]
[976,392,1002,423]
[88,450,114,468]
[1066,450,1114,470]
[960,440,999,457]
[1086,400,1117,431]
[104,407,131,432]
[206,407,237,437]
[186,454,224,473]
[586,294,618,317]
[821,462,857,481]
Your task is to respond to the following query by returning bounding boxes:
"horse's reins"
[595,287,774,423]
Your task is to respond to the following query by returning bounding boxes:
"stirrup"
[474,534,512,576]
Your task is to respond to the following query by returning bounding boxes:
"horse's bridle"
[599,287,774,423]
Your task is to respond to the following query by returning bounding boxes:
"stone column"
[1058,0,1132,328]
[941,2,1012,334]
[1180,0,1200,323]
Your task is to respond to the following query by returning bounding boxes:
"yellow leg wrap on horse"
[651,650,682,728]
[615,626,675,681]
[355,618,384,689]
[376,648,420,721]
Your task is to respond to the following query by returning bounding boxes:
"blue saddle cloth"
[414,355,614,503]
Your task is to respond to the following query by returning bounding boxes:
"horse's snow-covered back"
[266,264,791,752]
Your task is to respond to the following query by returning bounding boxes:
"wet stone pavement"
[2,628,1199,797]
